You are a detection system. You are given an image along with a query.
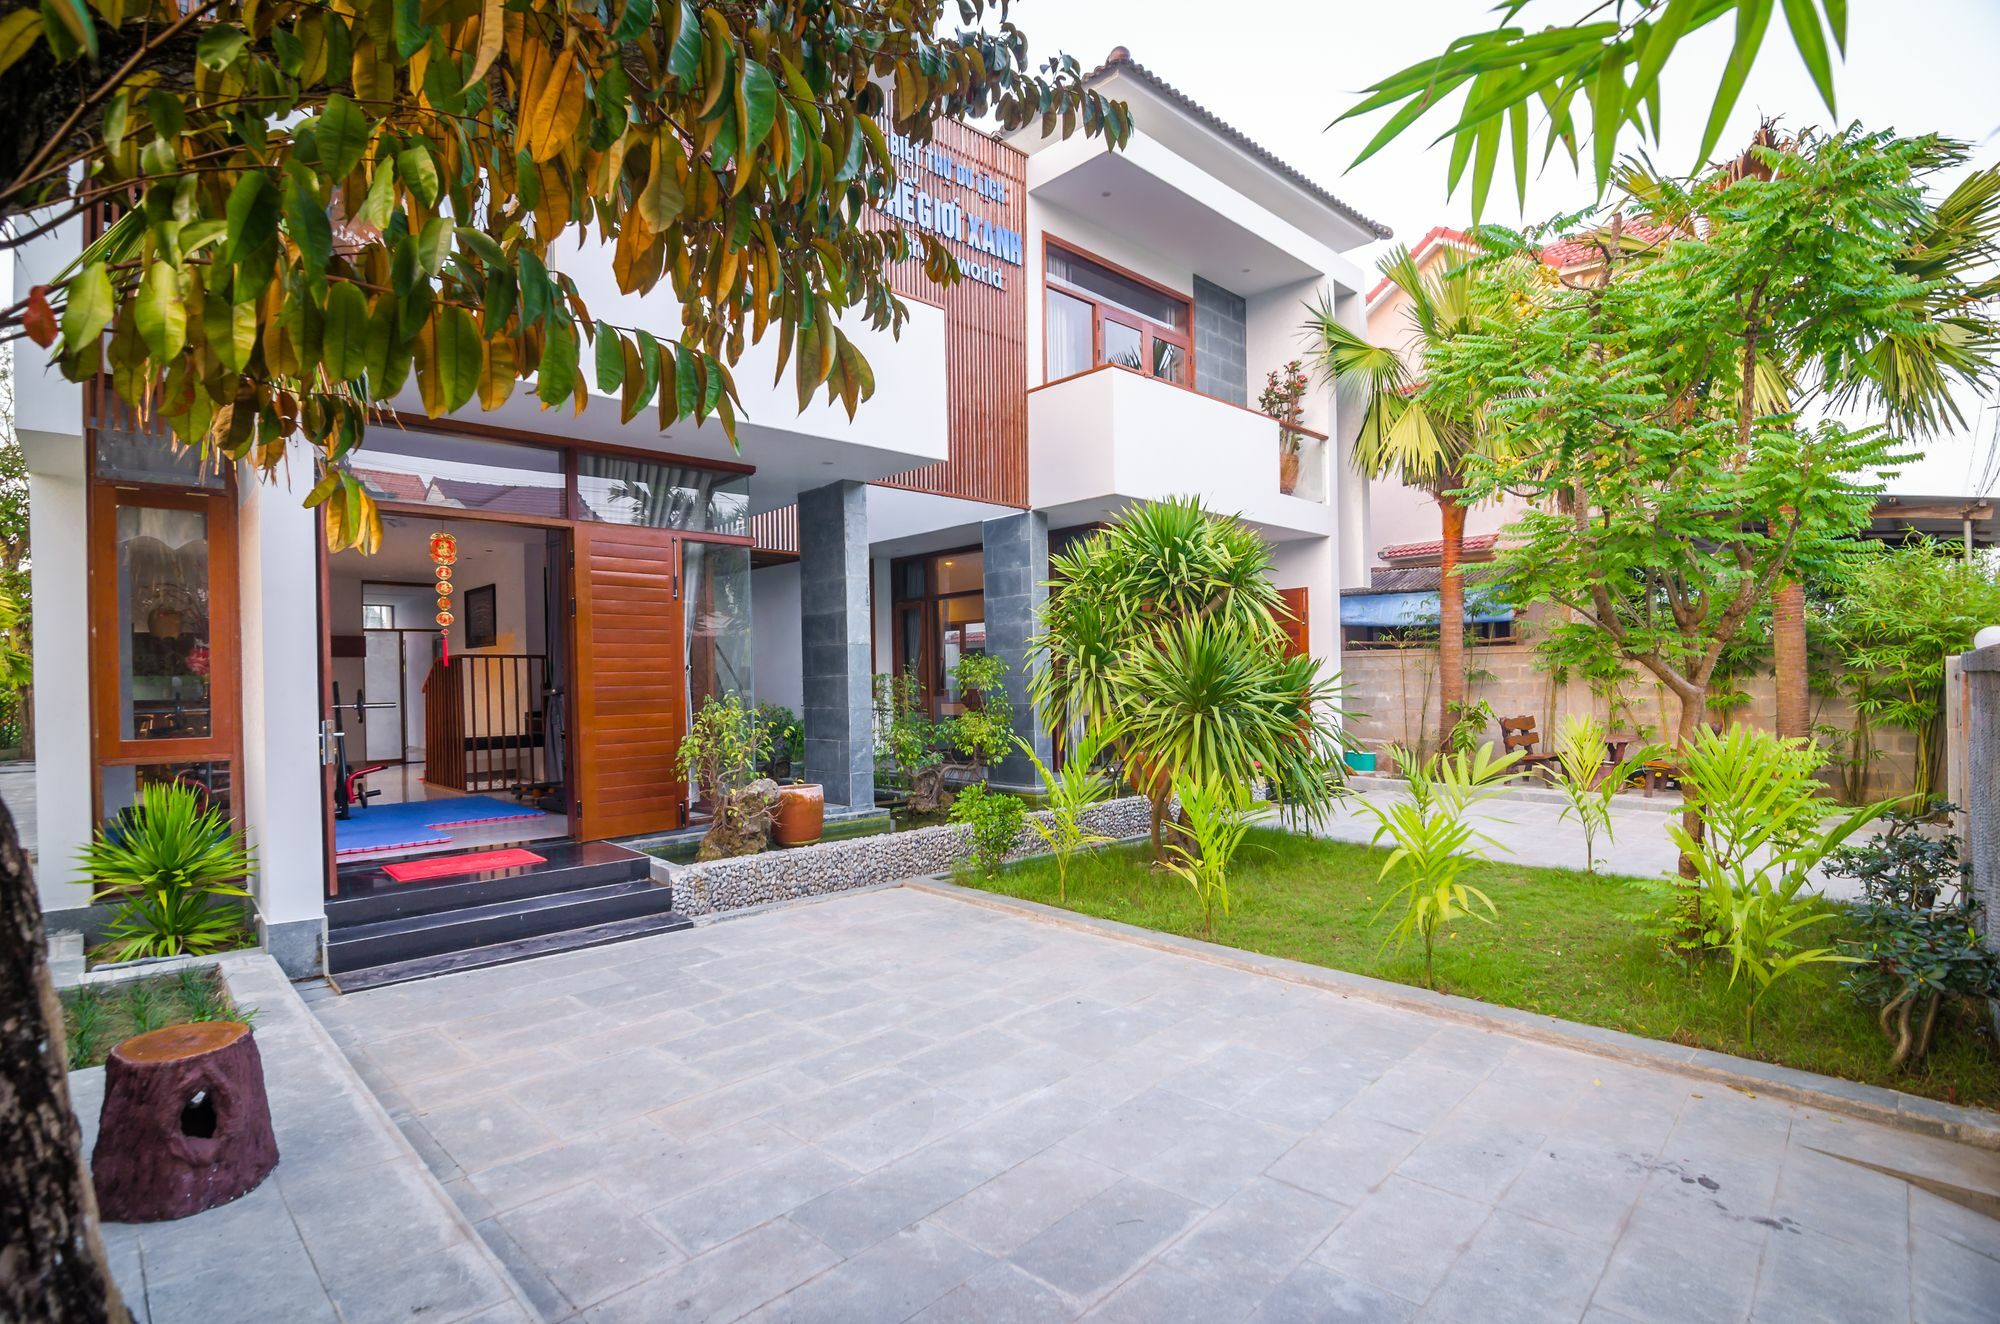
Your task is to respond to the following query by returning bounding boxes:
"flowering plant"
[1258,361,1310,453]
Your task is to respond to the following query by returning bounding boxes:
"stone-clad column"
[799,482,874,810]
[981,511,1051,791]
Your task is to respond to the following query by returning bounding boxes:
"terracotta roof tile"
[1378,532,1500,561]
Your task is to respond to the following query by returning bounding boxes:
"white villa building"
[13,49,1385,983]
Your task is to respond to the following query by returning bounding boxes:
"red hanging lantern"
[429,532,458,664]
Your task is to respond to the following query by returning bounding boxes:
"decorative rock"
[92,1021,279,1223]
[697,778,782,861]
[668,795,1155,917]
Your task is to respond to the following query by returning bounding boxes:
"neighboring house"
[11,47,1385,983]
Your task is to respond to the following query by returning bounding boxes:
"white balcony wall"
[1029,367,1337,540]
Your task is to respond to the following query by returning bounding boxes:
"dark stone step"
[328,841,651,928]
[325,878,680,974]
[327,911,696,993]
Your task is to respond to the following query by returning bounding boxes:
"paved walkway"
[1308,785,1871,900]
[315,887,1999,1323]
[72,953,531,1324]
[0,758,37,858]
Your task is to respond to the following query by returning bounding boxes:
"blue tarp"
[1339,590,1514,628]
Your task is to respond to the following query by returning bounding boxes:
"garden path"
[315,885,1996,1323]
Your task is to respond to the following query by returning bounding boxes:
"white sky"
[1010,0,2000,496]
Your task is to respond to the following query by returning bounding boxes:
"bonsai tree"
[874,673,949,815]
[1034,496,1348,860]
[945,653,1014,782]
[682,693,774,860]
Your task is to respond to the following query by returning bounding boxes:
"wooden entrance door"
[572,524,687,838]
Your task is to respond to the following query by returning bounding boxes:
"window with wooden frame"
[890,548,986,720]
[1043,239,1193,387]
[88,480,242,824]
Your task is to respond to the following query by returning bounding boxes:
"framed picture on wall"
[464,584,498,649]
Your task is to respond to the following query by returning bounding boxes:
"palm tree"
[1033,497,1348,860]
[1305,244,1523,752]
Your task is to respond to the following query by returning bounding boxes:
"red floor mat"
[380,848,548,883]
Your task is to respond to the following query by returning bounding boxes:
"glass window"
[115,505,213,742]
[684,541,753,717]
[1048,247,1188,331]
[101,762,233,823]
[361,604,395,629]
[937,596,986,714]
[1153,339,1189,386]
[934,552,982,596]
[1046,288,1094,379]
[355,431,566,517]
[95,427,229,489]
[577,454,749,536]
[1102,320,1144,371]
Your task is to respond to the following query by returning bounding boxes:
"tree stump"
[91,1021,279,1223]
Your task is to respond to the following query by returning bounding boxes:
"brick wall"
[1193,276,1248,406]
[1340,606,1921,799]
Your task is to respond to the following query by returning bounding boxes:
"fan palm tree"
[1033,497,1348,860]
[1305,244,1526,752]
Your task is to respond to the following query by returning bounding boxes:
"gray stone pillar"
[982,511,1051,791]
[799,482,874,809]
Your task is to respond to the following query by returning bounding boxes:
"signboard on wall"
[873,120,1030,509]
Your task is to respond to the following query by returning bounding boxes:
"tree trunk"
[1675,688,1707,881]
[1437,497,1469,754]
[0,801,135,1323]
[1773,578,1808,741]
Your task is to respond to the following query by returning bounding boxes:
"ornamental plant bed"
[60,965,250,1071]
[963,828,2000,1109]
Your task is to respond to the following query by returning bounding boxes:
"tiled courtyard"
[314,886,2000,1323]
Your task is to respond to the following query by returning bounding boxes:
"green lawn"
[962,828,2000,1110]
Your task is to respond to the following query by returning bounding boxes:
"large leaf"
[321,281,370,380]
[436,306,482,411]
[134,261,186,360]
[316,93,370,181]
[62,262,114,352]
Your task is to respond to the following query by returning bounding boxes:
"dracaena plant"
[1,0,1129,549]
[77,780,255,962]
[1161,773,1257,939]
[1017,718,1121,904]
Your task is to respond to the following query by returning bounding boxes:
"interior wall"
[752,560,803,713]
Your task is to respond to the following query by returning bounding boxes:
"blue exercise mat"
[334,796,542,855]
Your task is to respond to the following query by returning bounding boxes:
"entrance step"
[326,912,694,993]
[325,842,691,985]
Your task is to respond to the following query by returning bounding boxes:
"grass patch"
[61,965,250,1070]
[963,828,2000,1110]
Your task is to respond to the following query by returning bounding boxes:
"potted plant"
[77,781,256,964]
[755,703,802,780]
[1259,360,1310,495]
[683,694,781,859]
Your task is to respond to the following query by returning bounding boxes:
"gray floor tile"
[1266,1113,1423,1205]
[1311,1175,1489,1305]
[1250,1261,1420,1324]
[930,1148,1126,1255]
[495,1180,683,1311]
[1008,1176,1201,1300]
[581,1218,842,1324]
[1422,1210,1611,1324]
[1752,1228,1910,1324]
[647,1148,861,1254]
[791,1145,999,1256]
[415,1094,564,1174]
[746,1223,992,1322]
[913,1261,1077,1323]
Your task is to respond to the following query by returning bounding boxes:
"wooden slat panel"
[574,524,686,839]
[875,122,1030,509]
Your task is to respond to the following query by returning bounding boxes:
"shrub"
[1162,775,1258,937]
[1360,745,1519,989]
[1017,721,1121,903]
[1667,726,1877,1042]
[947,653,1014,774]
[682,693,769,804]
[78,781,255,963]
[1831,801,2000,1070]
[952,782,1025,879]
[754,703,802,772]
[1546,713,1659,874]
[874,672,946,809]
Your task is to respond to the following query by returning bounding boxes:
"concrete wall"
[19,428,90,910]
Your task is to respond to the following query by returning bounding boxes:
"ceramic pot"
[774,783,824,846]
[1278,447,1302,495]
